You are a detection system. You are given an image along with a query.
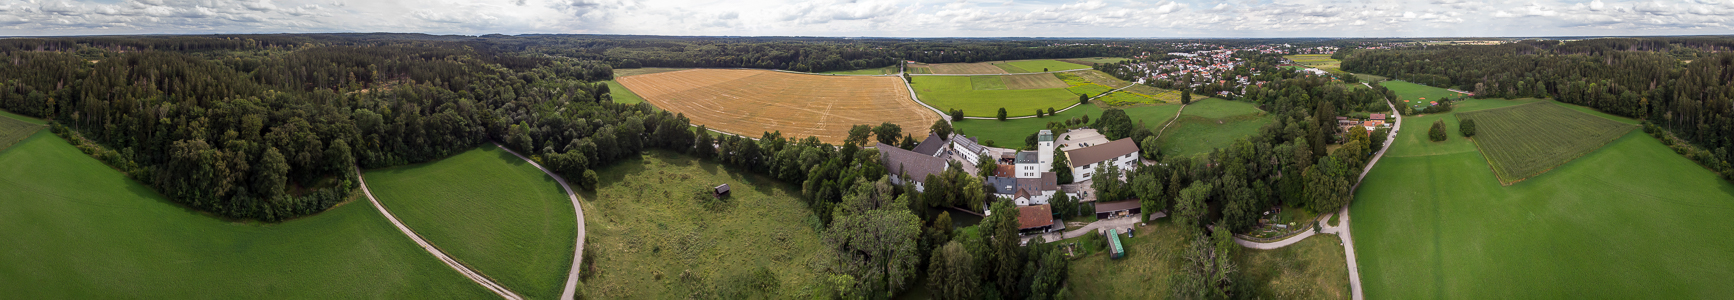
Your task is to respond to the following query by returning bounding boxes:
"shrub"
[997,108,1008,121]
[1460,118,1477,137]
[1428,120,1448,142]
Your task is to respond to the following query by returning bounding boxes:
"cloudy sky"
[4,0,1732,37]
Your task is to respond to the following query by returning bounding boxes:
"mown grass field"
[1066,219,1348,299]
[363,143,576,299]
[1005,59,1089,73]
[1380,80,1470,111]
[1352,106,1734,298]
[580,150,826,298]
[970,75,1008,90]
[1179,98,1264,119]
[604,80,644,104]
[0,111,45,152]
[1457,102,1635,184]
[0,131,490,298]
[911,76,1078,118]
[1061,57,1129,65]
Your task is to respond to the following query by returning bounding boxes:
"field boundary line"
[355,167,524,300]
[491,142,589,300]
[909,68,1091,76]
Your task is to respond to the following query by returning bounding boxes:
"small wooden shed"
[713,184,730,198]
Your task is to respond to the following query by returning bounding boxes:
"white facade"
[1036,130,1053,172]
[1070,151,1141,182]
[954,143,982,164]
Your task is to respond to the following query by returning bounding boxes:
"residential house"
[950,134,989,165]
[988,172,1062,206]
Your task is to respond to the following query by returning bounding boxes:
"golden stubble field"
[617,69,941,144]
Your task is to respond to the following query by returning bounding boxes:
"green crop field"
[1006,59,1090,73]
[969,75,1008,90]
[1380,80,1470,111]
[1457,102,1635,184]
[580,150,826,298]
[0,131,490,298]
[1352,109,1734,298]
[605,80,645,104]
[363,143,576,299]
[1285,54,1341,71]
[0,112,45,152]
[1057,72,1117,97]
[819,66,897,75]
[993,62,1029,73]
[1452,98,1543,113]
[1066,219,1348,299]
[911,76,1078,118]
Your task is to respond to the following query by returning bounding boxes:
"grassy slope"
[605,80,644,104]
[1067,219,1348,299]
[0,109,47,125]
[363,144,576,299]
[581,150,826,298]
[1155,99,1270,157]
[1007,59,1090,72]
[1352,108,1734,298]
[0,131,489,298]
[911,76,1077,118]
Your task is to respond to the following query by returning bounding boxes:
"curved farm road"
[492,142,588,300]
[356,167,524,300]
[1232,83,1395,300]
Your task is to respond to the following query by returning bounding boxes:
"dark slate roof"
[876,143,948,184]
[911,133,947,156]
[1065,138,1139,168]
[1016,151,1040,164]
[987,176,1018,194]
[950,133,987,153]
[1018,205,1055,229]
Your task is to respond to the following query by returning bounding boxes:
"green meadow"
[363,143,577,299]
[1154,99,1271,157]
[605,80,644,104]
[1380,80,1470,111]
[1352,107,1734,298]
[579,150,827,298]
[911,76,1078,118]
[952,104,1183,148]
[0,131,490,298]
[1066,219,1349,299]
[1004,59,1090,73]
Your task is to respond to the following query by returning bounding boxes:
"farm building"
[1018,204,1056,234]
[1094,200,1141,220]
[988,172,1062,206]
[1370,113,1386,121]
[1064,138,1141,183]
[950,134,990,165]
[876,143,949,192]
[910,133,948,157]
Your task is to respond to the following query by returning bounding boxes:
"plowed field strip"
[1458,102,1635,184]
[617,69,939,143]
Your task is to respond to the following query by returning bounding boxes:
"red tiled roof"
[1018,205,1054,230]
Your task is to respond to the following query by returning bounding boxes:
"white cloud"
[2,0,1733,37]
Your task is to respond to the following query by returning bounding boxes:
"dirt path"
[1020,213,1160,243]
[1151,103,1190,139]
[355,168,524,300]
[491,143,588,300]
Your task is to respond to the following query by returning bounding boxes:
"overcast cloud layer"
[4,0,1733,37]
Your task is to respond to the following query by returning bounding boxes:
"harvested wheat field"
[617,69,941,144]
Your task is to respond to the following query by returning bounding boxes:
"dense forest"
[1341,37,1734,181]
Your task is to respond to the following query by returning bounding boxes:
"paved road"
[356,168,525,300]
[493,143,588,300]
